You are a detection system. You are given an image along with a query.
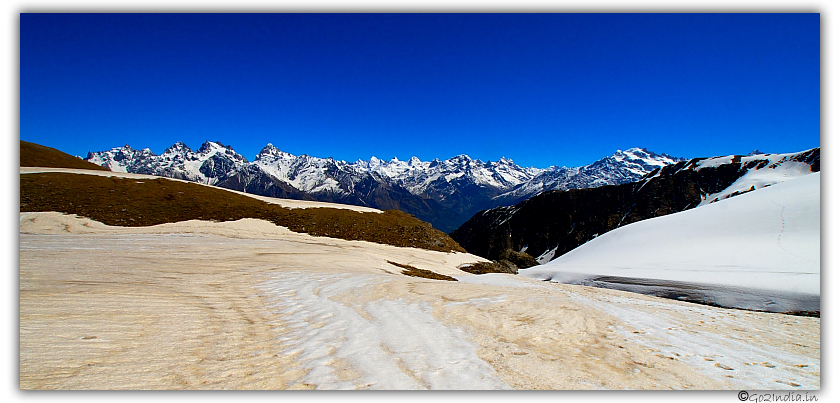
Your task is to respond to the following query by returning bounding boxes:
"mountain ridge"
[449,147,820,265]
[86,141,682,231]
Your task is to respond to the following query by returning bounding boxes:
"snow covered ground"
[520,172,820,314]
[697,151,816,206]
[20,212,819,389]
[259,273,508,389]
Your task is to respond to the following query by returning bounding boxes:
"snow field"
[570,293,820,389]
[20,211,819,390]
[521,172,819,313]
[698,159,813,206]
[258,272,509,390]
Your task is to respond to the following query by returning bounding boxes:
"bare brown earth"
[20,213,820,390]
[20,140,111,171]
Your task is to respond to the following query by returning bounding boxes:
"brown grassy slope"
[20,140,111,171]
[20,172,466,253]
[386,260,458,281]
[458,261,518,275]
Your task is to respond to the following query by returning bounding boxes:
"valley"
[18,141,821,390]
[19,13,821,393]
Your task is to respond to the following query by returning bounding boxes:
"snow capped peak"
[610,147,681,169]
[85,140,249,184]
[616,147,651,159]
[490,147,683,203]
[256,143,295,162]
[197,140,231,154]
[164,141,192,154]
[258,143,279,155]
[625,148,647,157]
[84,143,158,173]
[446,154,478,168]
[85,140,686,224]
[102,144,138,154]
[197,140,248,163]
[83,140,694,231]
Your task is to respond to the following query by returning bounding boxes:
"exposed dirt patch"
[458,261,517,275]
[387,261,458,281]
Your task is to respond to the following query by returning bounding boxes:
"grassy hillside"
[20,172,466,253]
[20,140,111,171]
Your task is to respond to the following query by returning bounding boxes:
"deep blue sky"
[20,13,819,168]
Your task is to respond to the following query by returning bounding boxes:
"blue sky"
[20,13,819,168]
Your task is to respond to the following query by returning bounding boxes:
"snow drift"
[519,172,820,314]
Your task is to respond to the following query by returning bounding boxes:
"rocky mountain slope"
[85,141,250,183]
[86,142,680,231]
[450,148,820,265]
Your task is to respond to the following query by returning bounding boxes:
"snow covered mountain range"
[86,142,680,231]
